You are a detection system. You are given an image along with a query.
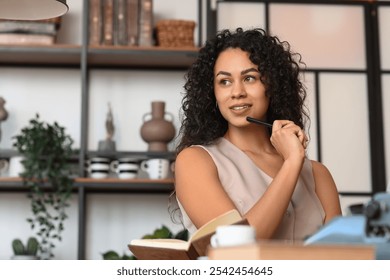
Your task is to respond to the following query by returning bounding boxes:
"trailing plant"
[13,114,74,259]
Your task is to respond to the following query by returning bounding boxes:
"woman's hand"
[270,120,307,161]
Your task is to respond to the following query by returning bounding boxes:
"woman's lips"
[230,104,251,112]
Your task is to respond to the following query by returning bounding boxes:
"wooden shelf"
[0,177,61,192]
[87,45,199,69]
[0,149,174,159]
[0,177,23,186]
[0,177,174,193]
[0,149,18,158]
[86,150,176,160]
[0,44,198,69]
[0,44,81,67]
[74,177,173,183]
[75,178,174,193]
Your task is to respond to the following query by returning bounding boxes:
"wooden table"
[207,241,375,260]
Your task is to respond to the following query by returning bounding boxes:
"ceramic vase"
[0,97,8,121]
[0,97,8,142]
[140,101,176,151]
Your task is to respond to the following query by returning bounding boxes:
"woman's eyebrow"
[241,68,259,75]
[215,68,259,77]
[215,71,231,77]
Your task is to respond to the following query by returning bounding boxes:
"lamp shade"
[0,0,68,20]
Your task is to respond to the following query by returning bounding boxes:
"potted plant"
[13,114,74,259]
[11,237,39,260]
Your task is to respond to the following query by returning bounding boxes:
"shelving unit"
[0,46,197,259]
[0,0,202,259]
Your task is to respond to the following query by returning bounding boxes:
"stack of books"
[89,0,153,47]
[0,17,61,45]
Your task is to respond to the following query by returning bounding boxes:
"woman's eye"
[244,76,256,82]
[219,79,231,86]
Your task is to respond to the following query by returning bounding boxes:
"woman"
[174,28,341,241]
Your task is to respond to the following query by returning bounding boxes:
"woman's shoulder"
[310,159,327,170]
[176,145,211,163]
[174,146,219,184]
[309,159,333,178]
[175,145,219,173]
[176,139,222,161]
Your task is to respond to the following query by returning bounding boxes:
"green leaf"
[174,229,189,241]
[141,234,154,239]
[152,225,173,239]
[122,254,136,260]
[102,251,120,260]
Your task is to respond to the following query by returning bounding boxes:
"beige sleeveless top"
[177,137,325,241]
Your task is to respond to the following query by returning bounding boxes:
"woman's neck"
[223,125,275,155]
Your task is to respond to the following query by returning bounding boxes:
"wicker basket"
[156,20,196,48]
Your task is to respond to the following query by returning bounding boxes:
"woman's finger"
[272,120,293,131]
[272,120,309,149]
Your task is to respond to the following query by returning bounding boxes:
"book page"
[190,209,242,242]
[130,238,189,250]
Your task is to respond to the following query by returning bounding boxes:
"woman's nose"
[231,81,247,98]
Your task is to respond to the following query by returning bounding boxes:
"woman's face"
[213,48,269,127]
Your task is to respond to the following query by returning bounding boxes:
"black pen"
[246,116,273,128]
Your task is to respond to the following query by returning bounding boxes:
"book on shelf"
[103,0,114,45]
[128,209,246,260]
[88,0,148,47]
[126,0,139,46]
[89,0,103,45]
[0,33,55,45]
[138,0,153,47]
[0,20,57,36]
[114,0,127,45]
[35,17,62,26]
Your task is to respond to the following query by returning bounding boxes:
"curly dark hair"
[176,27,308,154]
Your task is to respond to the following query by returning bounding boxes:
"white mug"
[0,159,9,176]
[141,158,170,179]
[110,158,139,179]
[8,156,25,177]
[86,157,110,179]
[210,225,256,248]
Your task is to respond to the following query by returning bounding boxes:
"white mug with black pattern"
[110,157,139,179]
[86,157,110,179]
[141,158,170,179]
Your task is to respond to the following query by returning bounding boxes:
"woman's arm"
[175,146,237,227]
[311,160,342,223]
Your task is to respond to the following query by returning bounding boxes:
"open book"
[128,209,246,260]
